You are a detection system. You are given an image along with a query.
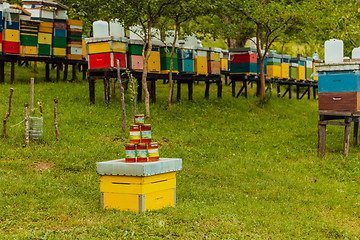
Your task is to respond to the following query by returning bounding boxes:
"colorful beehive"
[207,47,221,75]
[229,48,257,75]
[160,46,178,74]
[52,19,67,58]
[86,36,128,69]
[66,19,82,60]
[96,158,182,213]
[177,41,195,74]
[3,9,21,55]
[220,50,229,72]
[281,55,291,79]
[23,4,54,22]
[147,40,161,73]
[312,59,323,81]
[194,46,209,75]
[289,63,298,80]
[0,11,3,55]
[20,21,39,57]
[82,35,86,59]
[290,56,306,81]
[317,63,360,112]
[305,57,313,80]
[267,52,281,78]
[127,39,144,72]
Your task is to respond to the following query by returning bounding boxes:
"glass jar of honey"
[141,124,151,143]
[134,114,145,125]
[136,143,148,162]
[125,144,136,162]
[130,125,141,144]
[148,142,159,162]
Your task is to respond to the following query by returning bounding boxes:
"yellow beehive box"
[267,65,281,78]
[147,51,161,73]
[297,65,306,81]
[4,29,20,42]
[38,32,52,44]
[53,48,66,56]
[194,56,208,75]
[280,63,289,79]
[66,19,82,26]
[66,54,82,60]
[88,41,126,54]
[100,172,176,213]
[20,46,37,56]
[221,58,228,71]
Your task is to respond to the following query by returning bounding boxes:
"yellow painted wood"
[208,52,220,61]
[195,56,208,75]
[39,21,53,28]
[102,188,174,212]
[221,58,228,70]
[297,66,306,81]
[147,51,161,73]
[5,29,20,42]
[267,65,281,79]
[88,42,111,54]
[145,188,174,211]
[38,32,52,44]
[66,54,83,60]
[66,19,82,26]
[160,70,179,74]
[39,27,53,33]
[82,38,85,58]
[21,46,37,55]
[100,177,176,194]
[112,42,126,53]
[101,172,175,184]
[103,192,139,212]
[280,63,289,79]
[53,47,66,56]
[312,63,318,81]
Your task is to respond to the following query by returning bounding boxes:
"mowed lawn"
[1,68,360,239]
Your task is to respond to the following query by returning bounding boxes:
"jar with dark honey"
[148,142,159,162]
[130,125,141,144]
[136,143,148,162]
[125,144,136,162]
[141,124,151,143]
[134,114,145,125]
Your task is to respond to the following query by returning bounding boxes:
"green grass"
[1,69,360,239]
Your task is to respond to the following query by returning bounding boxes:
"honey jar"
[130,125,141,144]
[148,142,159,162]
[136,143,148,162]
[141,124,151,143]
[134,114,145,125]
[125,144,136,162]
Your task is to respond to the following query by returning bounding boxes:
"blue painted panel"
[53,29,66,38]
[318,70,360,93]
[282,58,289,63]
[5,21,19,30]
[291,59,305,66]
[54,19,67,24]
[231,62,257,74]
[182,59,194,72]
[257,56,267,75]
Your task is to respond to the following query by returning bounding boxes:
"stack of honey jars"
[125,114,159,163]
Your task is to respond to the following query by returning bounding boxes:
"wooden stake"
[25,104,29,145]
[131,74,137,116]
[3,88,14,136]
[117,60,126,133]
[112,78,115,97]
[30,78,34,115]
[39,102,43,117]
[54,99,59,142]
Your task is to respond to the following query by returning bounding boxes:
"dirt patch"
[33,162,53,172]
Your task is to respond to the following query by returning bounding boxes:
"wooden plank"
[319,92,360,112]
[318,110,360,116]
[354,122,359,146]
[318,121,350,126]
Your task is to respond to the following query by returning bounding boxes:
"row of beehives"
[0,1,83,59]
[85,36,322,80]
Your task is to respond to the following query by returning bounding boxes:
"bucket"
[93,20,109,38]
[29,116,43,140]
[324,39,343,64]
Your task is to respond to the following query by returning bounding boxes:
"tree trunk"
[256,24,265,101]
[166,24,179,110]
[117,60,126,133]
[3,88,14,136]
[141,23,153,120]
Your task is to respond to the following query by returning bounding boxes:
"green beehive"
[160,52,178,73]
[289,63,298,80]
[38,44,51,56]
[305,56,313,80]
[20,35,38,46]
[53,37,67,48]
[128,39,144,55]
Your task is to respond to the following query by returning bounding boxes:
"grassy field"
[1,66,360,239]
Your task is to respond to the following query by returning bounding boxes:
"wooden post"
[188,80,193,101]
[30,78,34,115]
[313,86,317,99]
[244,80,249,98]
[277,85,280,97]
[307,85,311,100]
[289,84,293,100]
[0,61,4,83]
[205,80,210,98]
[3,88,14,136]
[11,62,15,84]
[177,81,181,101]
[117,60,126,133]
[89,78,95,105]
[25,104,29,145]
[111,78,116,97]
[104,78,110,104]
[217,78,222,98]
[296,85,300,99]
[56,63,60,82]
[231,79,236,97]
[344,118,351,157]
[82,64,87,80]
[130,74,137,116]
[45,63,50,82]
[318,115,326,158]
[72,64,77,81]
[54,99,59,141]
[353,121,359,147]
[63,64,68,81]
